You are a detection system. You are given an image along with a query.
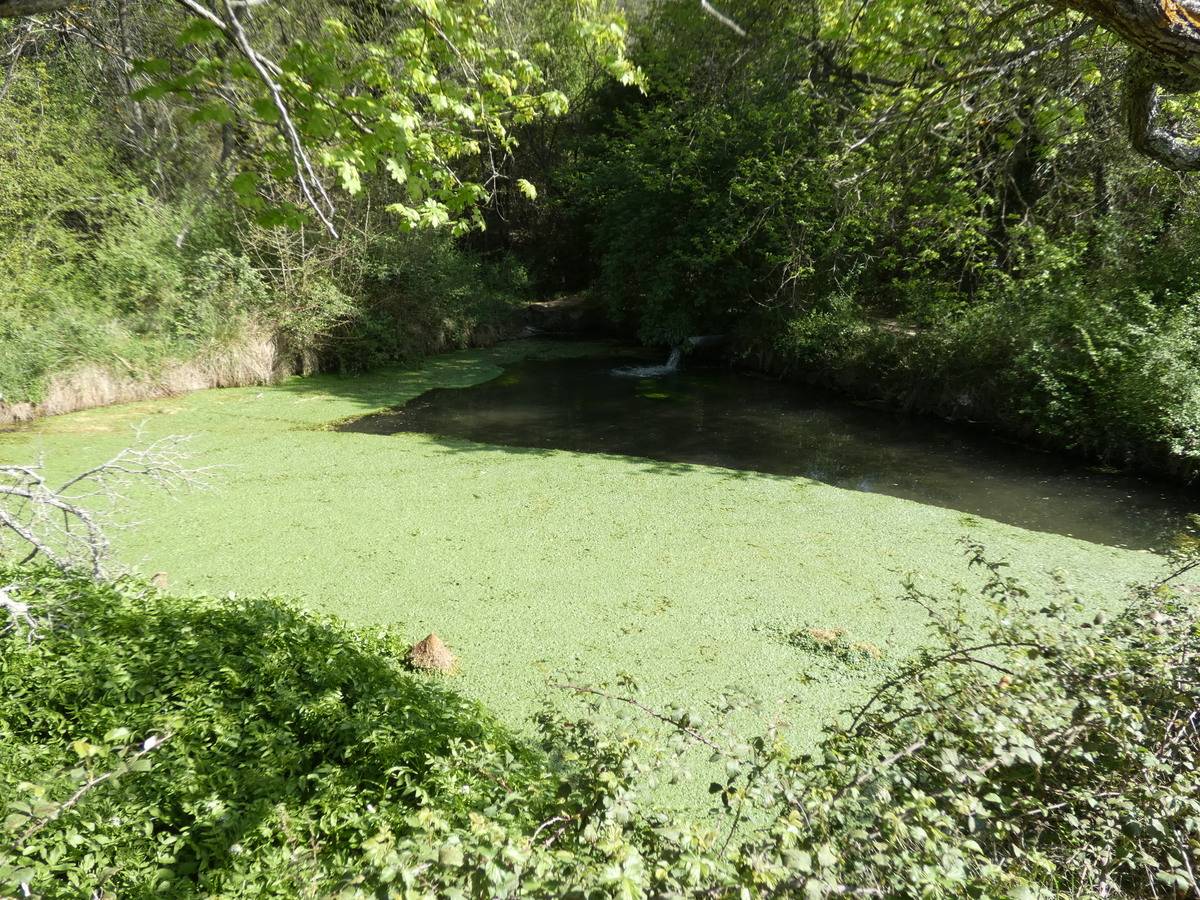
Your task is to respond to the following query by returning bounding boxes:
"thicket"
[499,0,1200,477]
[0,63,532,408]
[6,0,1199,477]
[2,538,1198,897]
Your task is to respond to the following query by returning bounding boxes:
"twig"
[0,582,39,639]
[20,733,173,842]
[700,1,747,38]
[553,682,725,752]
[1,428,209,579]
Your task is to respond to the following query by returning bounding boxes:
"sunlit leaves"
[516,178,537,200]
[134,0,640,234]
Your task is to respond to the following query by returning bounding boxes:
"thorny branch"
[553,682,726,752]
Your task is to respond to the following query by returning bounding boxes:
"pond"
[340,347,1196,551]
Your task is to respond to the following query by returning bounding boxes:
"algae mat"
[0,341,1167,742]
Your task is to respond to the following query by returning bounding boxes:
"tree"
[1058,0,1200,169]
[0,0,641,234]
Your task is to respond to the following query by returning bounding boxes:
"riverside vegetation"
[3,0,1200,897]
[2,541,1198,896]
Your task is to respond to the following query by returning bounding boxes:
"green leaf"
[231,172,259,201]
[385,158,408,185]
[176,19,223,46]
[516,178,537,201]
[190,101,235,125]
[338,160,362,195]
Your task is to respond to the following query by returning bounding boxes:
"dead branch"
[218,0,339,236]
[0,581,39,640]
[700,1,747,38]
[0,427,212,580]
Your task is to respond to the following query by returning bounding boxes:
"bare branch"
[554,682,726,752]
[1,428,211,580]
[700,0,747,38]
[0,582,39,640]
[19,732,173,843]
[220,0,339,237]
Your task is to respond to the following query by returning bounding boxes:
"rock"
[408,633,456,674]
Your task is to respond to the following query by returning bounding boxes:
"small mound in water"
[786,626,885,668]
[408,632,457,674]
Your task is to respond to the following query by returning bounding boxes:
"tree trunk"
[1061,0,1200,78]
[1057,0,1200,169]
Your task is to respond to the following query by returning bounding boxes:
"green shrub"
[322,230,528,372]
[0,567,571,897]
[0,67,255,405]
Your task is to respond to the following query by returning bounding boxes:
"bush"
[0,65,530,405]
[0,67,266,405]
[3,539,1198,897]
[0,567,572,897]
[321,230,528,372]
[737,539,1200,897]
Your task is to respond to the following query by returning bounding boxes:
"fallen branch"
[0,582,38,639]
[0,428,211,580]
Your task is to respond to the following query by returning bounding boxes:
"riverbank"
[726,306,1200,485]
[0,328,287,428]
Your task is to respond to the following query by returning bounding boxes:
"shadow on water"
[337,350,1198,551]
[276,355,513,411]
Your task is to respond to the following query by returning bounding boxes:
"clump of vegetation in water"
[784,625,888,671]
[3,538,1198,897]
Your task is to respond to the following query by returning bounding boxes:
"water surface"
[340,350,1196,550]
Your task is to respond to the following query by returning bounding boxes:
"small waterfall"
[612,344,684,378]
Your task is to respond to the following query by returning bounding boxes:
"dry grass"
[0,329,289,428]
